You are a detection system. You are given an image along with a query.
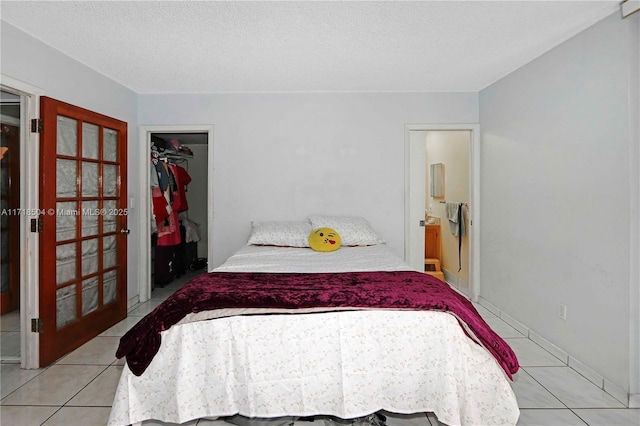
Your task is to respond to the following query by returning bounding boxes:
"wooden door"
[38,97,128,367]
[0,122,20,314]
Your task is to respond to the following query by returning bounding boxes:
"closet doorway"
[139,125,213,303]
[404,124,481,301]
[0,77,43,369]
[1,90,22,362]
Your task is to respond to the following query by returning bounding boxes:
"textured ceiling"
[1,1,621,93]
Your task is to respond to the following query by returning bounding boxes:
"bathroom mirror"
[430,163,444,198]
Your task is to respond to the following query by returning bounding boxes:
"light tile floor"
[1,309,21,361]
[1,272,639,426]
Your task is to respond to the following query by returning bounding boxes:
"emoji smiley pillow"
[308,228,341,252]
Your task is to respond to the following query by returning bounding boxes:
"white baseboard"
[127,295,139,311]
[629,393,640,408]
[529,330,569,364]
[477,297,501,316]
[442,269,469,295]
[604,378,630,406]
[568,356,604,389]
[499,311,529,336]
[477,297,631,407]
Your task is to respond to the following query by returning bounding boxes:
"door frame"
[0,74,44,369]
[137,125,213,303]
[404,123,481,301]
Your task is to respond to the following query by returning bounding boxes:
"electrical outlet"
[558,304,567,320]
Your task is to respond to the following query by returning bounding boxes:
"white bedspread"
[108,245,519,426]
[213,244,415,273]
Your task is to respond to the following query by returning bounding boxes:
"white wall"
[480,12,639,395]
[138,92,478,267]
[185,144,209,260]
[1,22,140,298]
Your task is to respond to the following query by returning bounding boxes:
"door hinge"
[30,218,43,233]
[30,118,43,133]
[31,318,43,333]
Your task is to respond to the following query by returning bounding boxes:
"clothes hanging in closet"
[153,160,180,246]
[150,154,194,287]
[167,163,192,213]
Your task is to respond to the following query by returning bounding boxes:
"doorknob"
[120,229,130,234]
[419,220,426,227]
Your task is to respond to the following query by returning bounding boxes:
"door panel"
[39,97,128,367]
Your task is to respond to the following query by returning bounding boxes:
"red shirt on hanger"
[167,163,192,212]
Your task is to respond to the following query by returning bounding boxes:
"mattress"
[108,244,519,426]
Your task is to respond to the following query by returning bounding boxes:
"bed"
[109,217,520,426]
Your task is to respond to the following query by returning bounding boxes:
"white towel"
[446,202,465,237]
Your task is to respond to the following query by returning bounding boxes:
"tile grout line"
[51,364,112,425]
[518,365,585,424]
[477,297,629,407]
[519,366,570,408]
[0,364,51,403]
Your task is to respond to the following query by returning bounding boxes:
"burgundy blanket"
[116,271,519,378]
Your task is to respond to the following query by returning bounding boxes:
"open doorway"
[0,76,43,369]
[404,124,481,301]
[424,130,471,294]
[138,125,213,304]
[149,132,208,290]
[1,90,21,362]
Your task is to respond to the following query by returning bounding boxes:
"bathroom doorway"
[404,124,481,300]
[424,130,471,294]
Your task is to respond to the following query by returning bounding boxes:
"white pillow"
[307,215,385,246]
[247,220,312,247]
